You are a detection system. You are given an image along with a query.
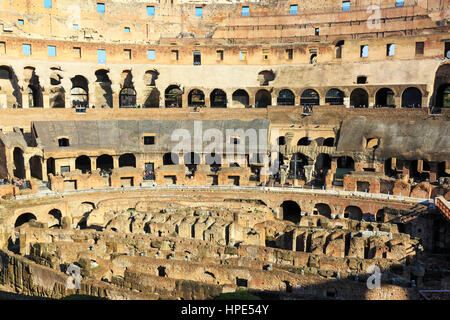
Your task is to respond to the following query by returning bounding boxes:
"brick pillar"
[429,162,437,183]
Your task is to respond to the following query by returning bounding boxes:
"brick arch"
[10,203,68,228]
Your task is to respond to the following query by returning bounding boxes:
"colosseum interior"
[0,0,448,303]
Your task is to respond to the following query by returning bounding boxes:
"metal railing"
[14,183,431,204]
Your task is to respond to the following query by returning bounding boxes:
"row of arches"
[68,80,428,109]
[14,209,62,228]
[280,201,385,224]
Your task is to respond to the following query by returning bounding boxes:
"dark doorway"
[350,88,369,108]
[119,153,136,167]
[75,155,91,173]
[281,200,301,224]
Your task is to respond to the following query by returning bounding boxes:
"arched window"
[325,89,344,105]
[300,89,319,106]
[70,87,88,108]
[255,89,271,108]
[119,153,136,167]
[232,89,249,108]
[75,155,91,173]
[119,88,137,108]
[96,154,113,172]
[436,84,450,108]
[281,201,301,224]
[277,89,295,106]
[375,88,395,108]
[401,87,422,108]
[15,213,37,228]
[188,89,205,107]
[165,85,182,108]
[210,89,227,108]
[71,75,89,107]
[350,88,368,108]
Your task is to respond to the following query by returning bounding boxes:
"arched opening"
[119,153,136,167]
[375,88,395,108]
[165,85,182,108]
[29,155,43,180]
[210,89,227,108]
[15,213,37,228]
[289,153,309,179]
[277,136,286,146]
[119,88,137,108]
[344,206,363,220]
[436,84,450,109]
[376,209,385,222]
[297,137,312,146]
[323,137,335,147]
[143,88,160,108]
[163,152,179,165]
[277,89,295,106]
[401,87,422,108]
[232,89,249,108]
[0,65,21,106]
[314,203,331,218]
[188,89,205,107]
[48,209,62,228]
[255,89,271,108]
[75,155,91,173]
[13,147,25,179]
[281,201,301,224]
[325,89,344,105]
[96,154,113,172]
[300,89,319,106]
[70,75,88,107]
[94,69,113,108]
[297,137,311,146]
[46,158,55,176]
[350,88,369,108]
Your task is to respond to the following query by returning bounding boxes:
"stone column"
[181,91,188,109]
[90,157,97,172]
[41,159,48,181]
[368,95,375,108]
[24,155,31,180]
[319,95,326,106]
[394,96,402,108]
[343,97,350,108]
[248,93,255,107]
[22,91,30,108]
[60,77,72,108]
[113,155,119,169]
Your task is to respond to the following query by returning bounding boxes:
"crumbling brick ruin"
[0,0,449,300]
